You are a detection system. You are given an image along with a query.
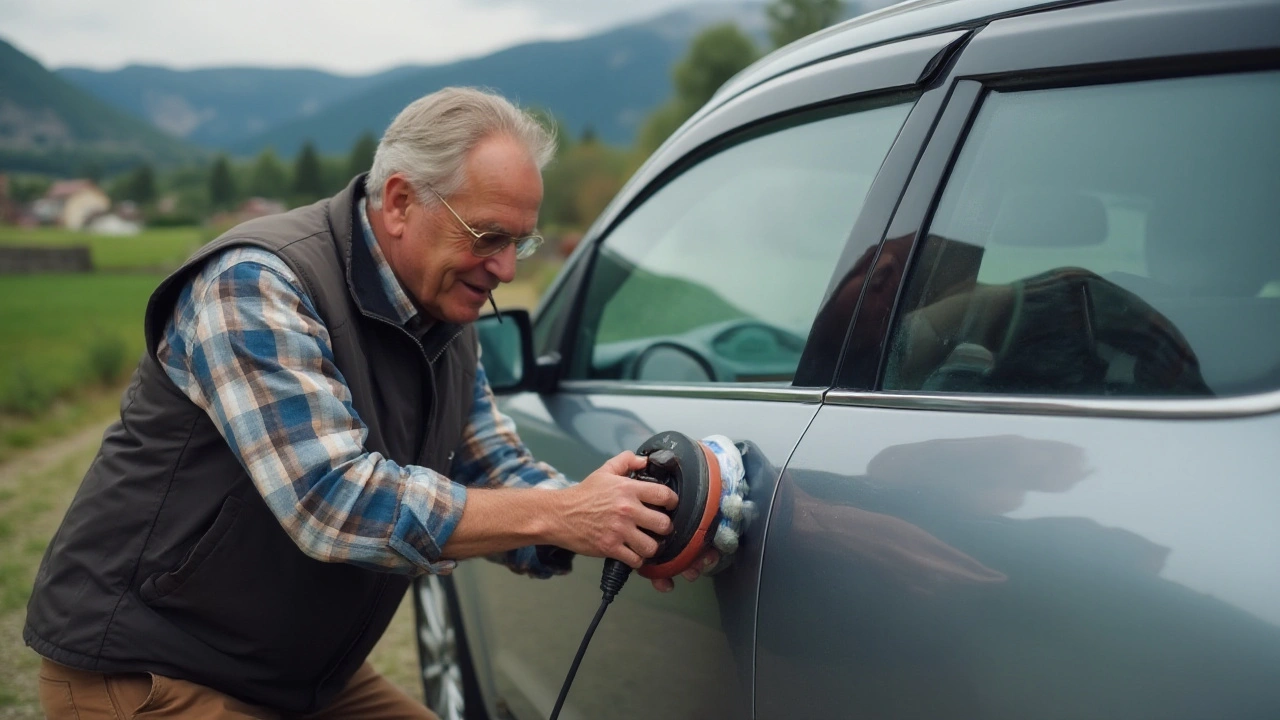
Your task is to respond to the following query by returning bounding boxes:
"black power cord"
[548,559,632,720]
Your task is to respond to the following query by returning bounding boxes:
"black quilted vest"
[25,176,477,713]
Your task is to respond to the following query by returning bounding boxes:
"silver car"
[417,0,1280,717]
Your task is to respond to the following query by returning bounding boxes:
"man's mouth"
[461,280,494,299]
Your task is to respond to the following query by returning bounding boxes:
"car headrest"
[988,190,1108,248]
[1145,193,1280,297]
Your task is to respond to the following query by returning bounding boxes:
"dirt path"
[0,420,109,490]
[0,420,108,719]
[0,416,422,716]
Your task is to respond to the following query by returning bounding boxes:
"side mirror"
[475,309,558,394]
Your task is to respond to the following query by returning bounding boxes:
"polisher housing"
[631,431,724,580]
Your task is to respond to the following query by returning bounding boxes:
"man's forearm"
[440,486,563,559]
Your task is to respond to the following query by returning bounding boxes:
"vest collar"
[331,175,409,327]
[330,175,462,352]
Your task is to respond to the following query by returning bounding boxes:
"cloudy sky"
[3,0,739,75]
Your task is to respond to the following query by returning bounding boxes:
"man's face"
[378,134,543,324]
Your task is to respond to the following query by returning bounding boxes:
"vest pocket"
[139,496,243,603]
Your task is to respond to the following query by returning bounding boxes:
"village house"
[32,180,111,230]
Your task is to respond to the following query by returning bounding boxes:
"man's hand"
[445,451,721,592]
[550,451,678,569]
[649,548,721,593]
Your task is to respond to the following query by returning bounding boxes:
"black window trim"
[533,30,969,398]
[563,90,922,386]
[831,0,1280,417]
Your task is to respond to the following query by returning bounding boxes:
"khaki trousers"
[38,658,439,720]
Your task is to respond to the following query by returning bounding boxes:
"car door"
[449,31,970,720]
[757,1,1280,718]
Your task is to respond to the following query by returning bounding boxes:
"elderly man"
[26,88,696,719]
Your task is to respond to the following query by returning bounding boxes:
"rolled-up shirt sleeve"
[451,361,573,577]
[157,247,466,576]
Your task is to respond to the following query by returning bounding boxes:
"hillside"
[233,27,684,155]
[0,38,199,174]
[56,65,424,150]
[36,0,897,161]
[230,2,771,156]
[219,4,767,156]
[52,4,768,157]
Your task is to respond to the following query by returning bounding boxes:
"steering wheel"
[627,342,716,383]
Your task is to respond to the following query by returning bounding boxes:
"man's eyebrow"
[472,218,534,236]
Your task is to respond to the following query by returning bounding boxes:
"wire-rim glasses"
[426,185,543,260]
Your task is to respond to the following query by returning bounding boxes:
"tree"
[209,155,236,208]
[636,23,759,155]
[293,141,325,200]
[79,162,104,184]
[249,149,289,199]
[9,176,51,204]
[346,132,378,179]
[673,23,760,109]
[540,141,630,231]
[766,0,846,49]
[127,164,157,204]
[636,100,692,156]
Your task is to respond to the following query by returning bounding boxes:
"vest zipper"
[422,327,464,466]
[354,311,464,465]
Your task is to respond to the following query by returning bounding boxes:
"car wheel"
[413,574,489,720]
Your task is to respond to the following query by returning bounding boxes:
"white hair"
[364,87,556,208]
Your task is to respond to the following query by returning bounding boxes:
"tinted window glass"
[885,72,1280,397]
[571,100,914,384]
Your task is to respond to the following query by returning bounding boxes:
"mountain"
[48,4,766,158]
[232,30,678,156]
[41,0,898,161]
[0,38,200,175]
[56,65,424,150]
[231,4,768,156]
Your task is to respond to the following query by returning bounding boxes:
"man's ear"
[380,174,415,239]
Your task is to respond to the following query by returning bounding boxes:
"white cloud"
[1,0,740,74]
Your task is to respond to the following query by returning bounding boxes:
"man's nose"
[483,242,518,283]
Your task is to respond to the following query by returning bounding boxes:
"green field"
[0,226,205,271]
[0,432,423,716]
[0,223,427,713]
[0,273,161,417]
[0,225,202,422]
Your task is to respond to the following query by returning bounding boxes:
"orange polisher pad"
[638,442,723,581]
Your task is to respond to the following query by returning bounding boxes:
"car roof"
[711,0,1111,107]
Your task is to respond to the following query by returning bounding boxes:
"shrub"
[0,363,57,416]
[86,333,128,387]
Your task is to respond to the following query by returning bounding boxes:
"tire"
[413,574,490,720]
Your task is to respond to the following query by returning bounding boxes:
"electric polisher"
[549,430,748,720]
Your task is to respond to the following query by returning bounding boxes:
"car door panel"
[755,2,1280,716]
[457,390,820,720]
[757,405,1280,719]
[449,20,987,720]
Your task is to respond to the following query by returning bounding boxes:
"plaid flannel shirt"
[156,200,569,578]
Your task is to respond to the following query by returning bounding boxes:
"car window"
[884,71,1280,397]
[570,98,914,385]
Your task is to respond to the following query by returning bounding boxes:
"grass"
[0,226,206,272]
[0,386,126,464]
[0,412,424,717]
[0,226,551,713]
[0,431,107,716]
[597,267,744,344]
[0,273,162,415]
